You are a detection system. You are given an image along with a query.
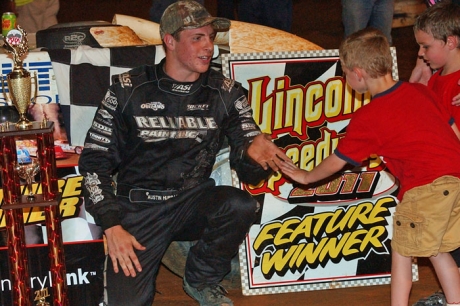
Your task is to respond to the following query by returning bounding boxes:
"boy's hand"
[409,57,432,85]
[278,158,309,185]
[452,91,460,106]
[279,153,347,186]
[454,80,460,106]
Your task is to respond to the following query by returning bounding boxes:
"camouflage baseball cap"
[159,0,230,39]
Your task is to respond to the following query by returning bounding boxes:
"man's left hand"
[246,134,290,171]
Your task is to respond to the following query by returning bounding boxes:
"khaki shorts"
[391,176,460,257]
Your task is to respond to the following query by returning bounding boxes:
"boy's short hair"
[339,28,392,78]
[414,1,460,45]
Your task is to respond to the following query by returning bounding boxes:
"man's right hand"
[246,133,290,172]
[104,225,146,277]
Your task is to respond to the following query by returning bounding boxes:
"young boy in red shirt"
[410,2,460,304]
[413,1,460,130]
[279,28,460,306]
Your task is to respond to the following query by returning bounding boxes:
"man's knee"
[219,186,258,216]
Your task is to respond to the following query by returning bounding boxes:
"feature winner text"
[252,197,395,279]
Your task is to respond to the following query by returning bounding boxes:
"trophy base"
[36,301,50,306]
[0,120,53,135]
[15,119,32,130]
[1,193,61,209]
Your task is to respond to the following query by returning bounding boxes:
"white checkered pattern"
[48,45,165,146]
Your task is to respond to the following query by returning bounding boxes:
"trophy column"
[0,122,68,306]
[0,134,29,305]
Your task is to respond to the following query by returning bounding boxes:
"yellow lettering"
[24,207,45,224]
[61,176,83,197]
[368,197,394,223]
[324,206,356,233]
[253,222,282,253]
[348,202,373,227]
[360,226,386,251]
[305,82,323,123]
[273,218,299,246]
[300,239,328,265]
[59,197,80,218]
[288,216,313,242]
[319,233,350,261]
[261,245,298,275]
[342,229,366,256]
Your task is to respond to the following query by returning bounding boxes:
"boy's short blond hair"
[414,1,460,46]
[339,28,392,78]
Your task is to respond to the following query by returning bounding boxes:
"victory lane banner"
[0,168,104,305]
[221,49,419,296]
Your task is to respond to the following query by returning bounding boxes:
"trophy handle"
[31,71,38,104]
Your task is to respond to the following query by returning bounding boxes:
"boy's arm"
[279,153,347,185]
[451,123,460,141]
[409,57,460,107]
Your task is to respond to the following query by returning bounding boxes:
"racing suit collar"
[156,59,205,95]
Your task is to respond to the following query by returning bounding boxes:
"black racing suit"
[78,58,271,305]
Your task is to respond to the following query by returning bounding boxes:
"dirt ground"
[154,258,439,305]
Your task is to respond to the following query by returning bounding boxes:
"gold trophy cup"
[2,26,37,129]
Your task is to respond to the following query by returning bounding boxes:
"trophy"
[2,25,37,129]
[15,157,40,201]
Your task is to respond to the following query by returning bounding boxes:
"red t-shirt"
[428,68,460,125]
[335,81,460,199]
